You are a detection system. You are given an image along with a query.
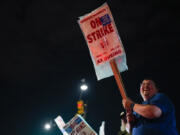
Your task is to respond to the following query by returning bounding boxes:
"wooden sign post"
[110,59,127,99]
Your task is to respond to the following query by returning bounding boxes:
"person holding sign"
[122,79,178,135]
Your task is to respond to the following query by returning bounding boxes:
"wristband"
[130,103,135,110]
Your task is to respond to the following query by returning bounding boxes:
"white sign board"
[54,116,68,135]
[78,2,128,80]
[78,2,124,65]
[63,115,97,135]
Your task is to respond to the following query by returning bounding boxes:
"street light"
[77,79,88,119]
[44,120,56,131]
[44,123,51,130]
[80,84,88,91]
[79,79,88,100]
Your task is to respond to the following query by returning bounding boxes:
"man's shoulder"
[153,93,174,106]
[149,93,170,103]
[154,93,168,99]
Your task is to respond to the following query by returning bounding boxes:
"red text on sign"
[87,23,114,43]
[76,122,86,133]
[90,17,102,29]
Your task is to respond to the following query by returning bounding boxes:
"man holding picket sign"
[78,2,178,135]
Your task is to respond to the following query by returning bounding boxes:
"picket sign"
[63,114,97,135]
[78,2,128,99]
[54,116,68,135]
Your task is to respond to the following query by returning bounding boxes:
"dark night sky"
[1,0,180,135]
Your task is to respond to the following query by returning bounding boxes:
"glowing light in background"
[44,123,51,130]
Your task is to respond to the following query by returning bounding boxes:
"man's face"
[140,80,157,101]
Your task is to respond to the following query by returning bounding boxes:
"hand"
[122,98,134,111]
[126,111,135,122]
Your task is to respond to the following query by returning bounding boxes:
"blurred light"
[80,84,88,91]
[77,100,84,114]
[44,123,51,130]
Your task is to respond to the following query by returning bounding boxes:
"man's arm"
[133,104,162,119]
[123,98,162,119]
